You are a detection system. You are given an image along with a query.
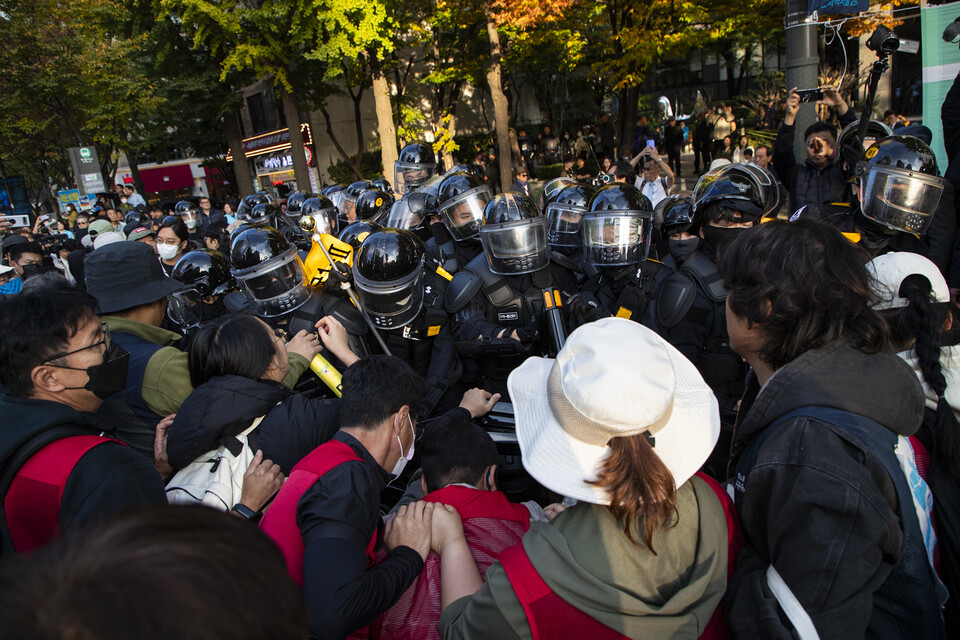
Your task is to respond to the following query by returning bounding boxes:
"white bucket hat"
[507,317,720,505]
[867,252,950,311]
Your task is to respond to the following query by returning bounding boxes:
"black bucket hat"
[85,241,186,313]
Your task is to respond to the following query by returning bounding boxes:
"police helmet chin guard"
[479,193,549,275]
[353,230,426,329]
[856,135,945,235]
[544,183,596,249]
[229,226,310,318]
[583,184,654,267]
[300,196,339,236]
[395,143,439,195]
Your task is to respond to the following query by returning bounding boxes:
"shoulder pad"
[548,250,582,274]
[679,252,727,303]
[464,253,514,307]
[656,273,698,329]
[445,270,483,314]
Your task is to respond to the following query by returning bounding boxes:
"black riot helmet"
[338,220,384,252]
[692,163,769,229]
[353,230,427,329]
[436,172,492,242]
[355,189,395,223]
[837,120,893,175]
[395,143,439,194]
[479,193,548,275]
[236,192,274,221]
[855,135,945,234]
[371,178,393,194]
[657,195,696,238]
[284,191,313,224]
[168,250,238,330]
[175,200,202,231]
[300,196,338,236]
[335,180,373,226]
[544,183,596,249]
[229,226,310,317]
[539,177,579,211]
[249,202,280,228]
[583,184,654,267]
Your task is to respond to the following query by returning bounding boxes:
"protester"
[722,220,946,638]
[156,219,190,276]
[630,145,674,208]
[0,240,43,295]
[435,318,732,638]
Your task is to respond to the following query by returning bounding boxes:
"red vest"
[259,439,376,586]
[373,486,531,640]
[5,435,115,553]
[499,473,743,640]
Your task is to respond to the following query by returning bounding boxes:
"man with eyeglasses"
[0,285,165,554]
[0,240,45,296]
[509,170,531,197]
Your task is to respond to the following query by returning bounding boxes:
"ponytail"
[587,435,677,552]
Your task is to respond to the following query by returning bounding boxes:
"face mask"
[390,414,415,479]
[184,218,198,230]
[668,237,700,262]
[429,220,451,243]
[701,224,748,253]
[20,263,44,281]
[121,198,128,204]
[157,243,181,260]
[60,342,130,399]
[200,297,226,322]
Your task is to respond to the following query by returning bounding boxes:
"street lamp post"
[785,0,820,160]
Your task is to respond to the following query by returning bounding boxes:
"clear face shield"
[383,199,425,231]
[166,288,203,331]
[181,210,201,231]
[353,261,426,329]
[582,212,651,267]
[438,185,492,241]
[544,203,585,248]
[394,162,437,195]
[858,165,944,235]
[479,217,549,275]
[308,208,339,237]
[232,247,310,317]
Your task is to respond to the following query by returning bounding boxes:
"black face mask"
[60,342,130,399]
[429,220,452,244]
[668,237,700,262]
[701,225,748,257]
[19,263,45,281]
[200,297,227,322]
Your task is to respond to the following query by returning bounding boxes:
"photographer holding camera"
[629,145,675,208]
[773,86,857,215]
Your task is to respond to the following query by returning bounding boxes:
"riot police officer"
[381,190,435,242]
[175,200,205,244]
[236,192,281,228]
[354,230,461,417]
[445,193,578,398]
[543,182,597,280]
[278,190,316,250]
[395,142,440,194]
[334,180,373,227]
[428,171,491,276]
[168,249,238,340]
[354,188,395,223]
[570,183,670,327]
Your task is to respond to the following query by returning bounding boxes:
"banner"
[921,3,960,169]
[58,188,81,214]
[809,0,869,16]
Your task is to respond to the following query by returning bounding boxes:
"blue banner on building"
[809,0,868,15]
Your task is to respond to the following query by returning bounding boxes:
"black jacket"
[167,375,340,475]
[0,394,165,551]
[725,342,927,639]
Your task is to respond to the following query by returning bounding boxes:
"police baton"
[541,287,567,357]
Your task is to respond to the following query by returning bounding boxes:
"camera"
[796,88,824,103]
[867,25,900,55]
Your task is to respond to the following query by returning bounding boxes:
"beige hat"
[507,317,720,505]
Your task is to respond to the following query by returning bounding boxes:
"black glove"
[567,292,608,325]
[514,314,540,343]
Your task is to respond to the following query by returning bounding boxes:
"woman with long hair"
[433,318,733,639]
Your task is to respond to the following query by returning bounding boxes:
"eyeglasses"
[44,323,110,364]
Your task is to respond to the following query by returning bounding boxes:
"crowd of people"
[1,67,960,640]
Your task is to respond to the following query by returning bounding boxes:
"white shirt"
[127,192,147,208]
[636,176,668,208]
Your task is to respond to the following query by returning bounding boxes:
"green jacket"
[101,316,309,417]
[439,475,728,639]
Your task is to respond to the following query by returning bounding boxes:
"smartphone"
[796,88,824,103]
[646,139,656,149]
[0,214,31,228]
[38,214,50,222]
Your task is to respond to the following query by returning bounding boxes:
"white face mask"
[157,243,180,260]
[390,413,415,479]
[184,218,198,230]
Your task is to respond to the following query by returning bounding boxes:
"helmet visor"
[309,209,338,237]
[438,185,492,241]
[582,213,651,266]
[354,265,425,329]
[395,162,437,195]
[859,166,944,235]
[233,248,310,317]
[479,218,549,275]
[167,289,202,330]
[545,203,584,248]
[383,200,424,230]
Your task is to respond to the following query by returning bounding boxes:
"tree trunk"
[225,112,255,197]
[368,54,398,182]
[485,9,514,194]
[126,153,145,197]
[317,106,364,181]
[618,86,639,158]
[280,86,311,191]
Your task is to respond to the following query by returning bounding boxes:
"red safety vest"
[4,435,116,553]
[259,439,376,586]
[499,472,742,640]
